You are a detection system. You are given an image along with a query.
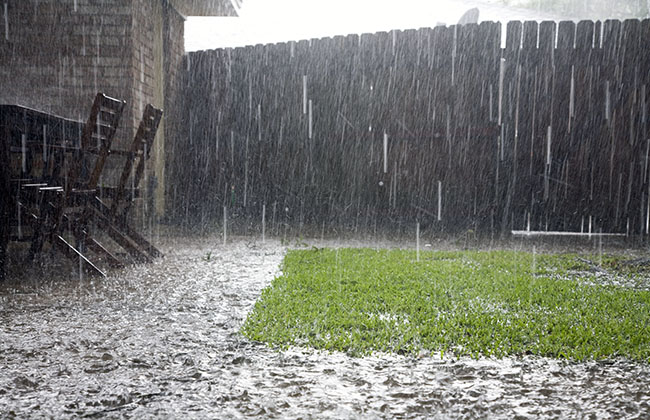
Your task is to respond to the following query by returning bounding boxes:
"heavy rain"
[1,0,650,418]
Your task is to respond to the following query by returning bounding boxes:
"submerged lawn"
[242,248,650,361]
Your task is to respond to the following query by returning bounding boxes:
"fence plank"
[172,19,648,236]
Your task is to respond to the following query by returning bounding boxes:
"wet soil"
[1,236,649,419]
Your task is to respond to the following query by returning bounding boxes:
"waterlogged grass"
[242,248,650,361]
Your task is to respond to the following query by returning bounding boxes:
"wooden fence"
[169,19,650,236]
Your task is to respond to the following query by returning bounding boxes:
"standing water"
[2,237,650,419]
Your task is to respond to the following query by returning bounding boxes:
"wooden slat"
[85,238,125,269]
[571,20,596,228]
[91,206,152,264]
[52,235,106,277]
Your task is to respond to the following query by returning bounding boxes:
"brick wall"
[162,1,185,216]
[131,0,156,133]
[0,0,185,216]
[0,0,135,154]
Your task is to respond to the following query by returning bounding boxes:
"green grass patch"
[242,248,650,361]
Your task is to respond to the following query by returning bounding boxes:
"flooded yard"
[1,236,649,419]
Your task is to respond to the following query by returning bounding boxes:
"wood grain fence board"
[642,19,650,202]
[173,19,650,236]
[600,20,623,229]
[620,19,643,233]
[571,20,596,228]
[545,21,574,230]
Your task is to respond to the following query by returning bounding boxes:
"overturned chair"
[6,92,163,278]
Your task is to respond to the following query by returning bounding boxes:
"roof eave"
[169,0,241,17]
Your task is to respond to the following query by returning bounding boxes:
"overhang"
[169,0,241,16]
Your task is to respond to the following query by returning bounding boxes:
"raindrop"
[451,26,457,86]
[96,111,101,149]
[605,80,611,121]
[248,76,252,113]
[598,228,603,266]
[230,131,234,166]
[437,180,442,221]
[302,75,308,115]
[262,204,266,244]
[81,24,86,55]
[532,245,536,273]
[257,103,262,141]
[21,134,26,173]
[416,222,420,262]
[489,83,494,122]
[223,206,227,245]
[142,143,147,231]
[244,135,249,207]
[3,2,8,40]
[73,0,77,12]
[79,252,83,283]
[500,125,505,161]
[498,58,505,125]
[308,99,313,139]
[131,159,135,202]
[642,84,647,124]
[383,131,388,174]
[42,125,47,162]
[646,191,650,235]
[569,65,575,126]
[272,201,277,234]
[226,49,232,82]
[546,126,552,166]
[16,190,22,240]
[215,125,219,159]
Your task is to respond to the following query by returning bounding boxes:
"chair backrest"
[67,92,126,191]
[111,104,163,220]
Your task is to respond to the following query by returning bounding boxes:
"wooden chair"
[11,93,163,278]
[66,103,164,268]
[29,93,126,276]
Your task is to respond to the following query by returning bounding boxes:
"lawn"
[242,248,650,361]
